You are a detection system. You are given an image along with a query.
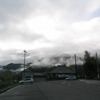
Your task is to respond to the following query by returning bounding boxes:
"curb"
[0,85,18,94]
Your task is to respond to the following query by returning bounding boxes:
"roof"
[49,65,75,74]
[23,67,33,73]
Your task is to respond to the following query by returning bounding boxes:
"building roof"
[49,65,75,74]
[22,67,33,73]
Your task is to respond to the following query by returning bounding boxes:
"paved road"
[0,80,100,100]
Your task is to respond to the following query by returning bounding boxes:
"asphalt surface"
[0,80,100,100]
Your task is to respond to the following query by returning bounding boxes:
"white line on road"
[68,83,71,86]
[61,81,71,86]
[62,81,66,85]
[79,80,100,85]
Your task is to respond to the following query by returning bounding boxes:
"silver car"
[19,78,34,84]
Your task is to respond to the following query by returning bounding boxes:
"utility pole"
[24,50,27,79]
[96,52,100,79]
[74,54,77,78]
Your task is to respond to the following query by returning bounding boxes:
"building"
[47,65,75,80]
[22,68,34,79]
[34,73,46,82]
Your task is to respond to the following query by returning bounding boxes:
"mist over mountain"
[2,50,100,73]
[3,63,22,70]
[26,53,83,67]
[1,53,83,71]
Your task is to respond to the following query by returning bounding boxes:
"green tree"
[84,51,97,79]
[2,69,13,82]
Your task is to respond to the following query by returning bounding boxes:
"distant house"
[34,73,46,82]
[47,65,75,80]
[22,68,34,79]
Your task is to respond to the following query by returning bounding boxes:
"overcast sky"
[0,0,100,65]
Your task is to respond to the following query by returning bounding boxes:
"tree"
[2,69,13,82]
[84,51,97,79]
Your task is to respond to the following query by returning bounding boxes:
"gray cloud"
[0,0,100,65]
[0,0,37,23]
[0,23,46,43]
[0,0,100,23]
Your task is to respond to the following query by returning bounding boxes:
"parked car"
[19,78,34,84]
[66,75,76,80]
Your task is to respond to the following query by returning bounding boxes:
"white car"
[19,78,34,84]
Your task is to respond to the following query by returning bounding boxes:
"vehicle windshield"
[0,0,100,100]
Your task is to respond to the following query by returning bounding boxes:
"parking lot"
[0,80,100,100]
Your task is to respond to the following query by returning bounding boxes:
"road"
[0,80,100,100]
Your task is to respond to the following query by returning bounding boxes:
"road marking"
[62,81,66,85]
[79,80,100,85]
[80,80,94,84]
[69,83,71,86]
[61,81,71,86]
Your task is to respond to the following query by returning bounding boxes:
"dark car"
[66,75,76,80]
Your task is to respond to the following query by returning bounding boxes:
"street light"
[24,50,27,78]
